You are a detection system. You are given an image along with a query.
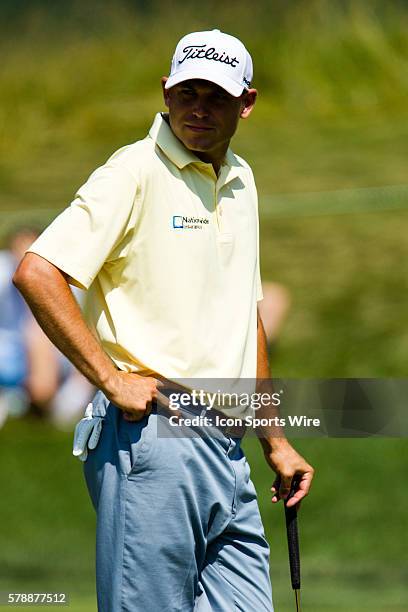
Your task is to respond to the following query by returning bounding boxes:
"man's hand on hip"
[263,440,314,509]
[103,372,179,421]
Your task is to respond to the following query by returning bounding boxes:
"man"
[14,30,314,611]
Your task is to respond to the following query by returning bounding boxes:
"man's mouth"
[185,124,214,132]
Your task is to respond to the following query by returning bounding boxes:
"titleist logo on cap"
[178,44,239,68]
[165,29,253,97]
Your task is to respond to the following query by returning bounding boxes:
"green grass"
[244,436,408,611]
[261,209,408,377]
[0,420,407,611]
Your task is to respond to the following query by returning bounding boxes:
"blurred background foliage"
[1,0,407,376]
[1,0,408,202]
[0,1,407,610]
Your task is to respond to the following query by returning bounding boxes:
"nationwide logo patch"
[172,215,210,230]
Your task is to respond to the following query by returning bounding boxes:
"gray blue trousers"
[83,391,274,611]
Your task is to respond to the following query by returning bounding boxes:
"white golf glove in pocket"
[73,392,108,461]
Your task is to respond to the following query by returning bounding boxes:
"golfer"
[14,30,314,611]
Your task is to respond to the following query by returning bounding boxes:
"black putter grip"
[284,480,301,590]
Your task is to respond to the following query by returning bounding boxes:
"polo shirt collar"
[149,113,243,184]
[220,148,244,185]
[149,113,198,169]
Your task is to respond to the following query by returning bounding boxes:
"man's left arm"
[255,309,314,508]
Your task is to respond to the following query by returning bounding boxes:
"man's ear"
[240,88,257,119]
[161,76,170,108]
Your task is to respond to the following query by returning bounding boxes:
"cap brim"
[165,69,244,97]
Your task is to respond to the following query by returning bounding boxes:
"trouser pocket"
[117,410,154,477]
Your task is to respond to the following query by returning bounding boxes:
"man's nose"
[191,100,209,118]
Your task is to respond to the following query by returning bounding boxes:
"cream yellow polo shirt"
[28,113,263,383]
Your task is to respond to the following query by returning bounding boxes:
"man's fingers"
[279,475,292,500]
[149,378,161,399]
[271,491,280,503]
[271,471,312,505]
[285,492,303,508]
[285,487,305,507]
[285,471,314,508]
[271,477,281,503]
[151,378,181,416]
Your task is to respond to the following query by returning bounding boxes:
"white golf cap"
[165,29,253,97]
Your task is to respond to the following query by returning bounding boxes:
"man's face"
[162,78,256,165]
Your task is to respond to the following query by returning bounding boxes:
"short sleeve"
[256,263,263,301]
[251,170,263,302]
[256,240,263,301]
[28,163,138,290]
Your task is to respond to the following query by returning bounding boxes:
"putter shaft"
[294,587,301,611]
[284,479,302,611]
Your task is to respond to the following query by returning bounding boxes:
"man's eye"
[214,92,229,101]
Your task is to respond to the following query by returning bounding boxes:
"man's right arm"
[13,252,161,420]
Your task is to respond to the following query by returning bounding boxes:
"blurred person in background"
[0,227,93,429]
[258,282,291,345]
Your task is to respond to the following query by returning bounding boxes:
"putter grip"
[285,482,301,590]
